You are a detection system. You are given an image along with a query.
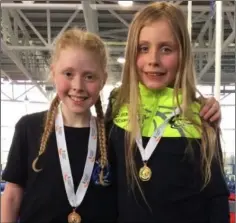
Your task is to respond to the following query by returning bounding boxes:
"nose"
[148,49,160,67]
[71,75,85,91]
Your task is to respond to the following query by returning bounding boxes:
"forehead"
[138,19,176,43]
[55,47,101,70]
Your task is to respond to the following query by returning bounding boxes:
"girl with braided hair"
[1,28,117,223]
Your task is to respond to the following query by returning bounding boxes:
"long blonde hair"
[113,2,222,190]
[32,28,108,184]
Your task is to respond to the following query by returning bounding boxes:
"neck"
[61,103,91,128]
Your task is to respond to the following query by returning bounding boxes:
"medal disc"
[139,164,152,181]
[68,210,81,223]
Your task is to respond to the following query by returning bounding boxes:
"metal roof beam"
[52,9,79,45]
[82,0,99,33]
[1,3,235,12]
[198,30,235,80]
[1,39,49,101]
[97,0,129,27]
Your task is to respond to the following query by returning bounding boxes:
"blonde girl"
[107,2,229,223]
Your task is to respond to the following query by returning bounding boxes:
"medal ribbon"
[136,107,180,162]
[55,105,97,208]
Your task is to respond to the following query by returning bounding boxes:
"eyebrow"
[62,67,75,71]
[138,40,175,45]
[62,67,96,73]
[138,40,150,45]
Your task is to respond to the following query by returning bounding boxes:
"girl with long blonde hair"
[1,28,117,223]
[106,2,229,222]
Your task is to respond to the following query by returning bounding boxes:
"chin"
[63,99,92,114]
[70,106,91,115]
[140,75,171,90]
[142,81,168,90]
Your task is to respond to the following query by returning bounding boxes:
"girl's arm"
[1,182,24,222]
[1,115,29,222]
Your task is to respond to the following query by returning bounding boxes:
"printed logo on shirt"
[169,115,193,129]
[141,108,152,123]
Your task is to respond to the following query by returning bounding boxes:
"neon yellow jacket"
[113,83,201,139]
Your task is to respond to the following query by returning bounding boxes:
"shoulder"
[108,87,120,102]
[16,110,48,130]
[105,87,120,122]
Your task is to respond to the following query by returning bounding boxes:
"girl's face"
[51,47,106,115]
[136,19,179,90]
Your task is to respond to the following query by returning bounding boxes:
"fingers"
[200,97,215,117]
[200,97,221,123]
[203,102,219,120]
[209,111,221,123]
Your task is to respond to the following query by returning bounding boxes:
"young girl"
[106,2,229,223]
[1,28,117,223]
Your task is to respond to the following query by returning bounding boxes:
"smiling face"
[51,47,106,115]
[136,19,179,90]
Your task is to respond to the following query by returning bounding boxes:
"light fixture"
[118,1,133,7]
[22,1,34,3]
[117,57,125,64]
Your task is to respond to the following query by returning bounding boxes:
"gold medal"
[139,163,152,181]
[68,209,81,223]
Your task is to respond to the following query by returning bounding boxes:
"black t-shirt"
[107,122,230,223]
[3,111,117,223]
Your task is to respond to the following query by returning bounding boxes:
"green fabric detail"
[113,83,201,138]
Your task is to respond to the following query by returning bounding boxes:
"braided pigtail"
[32,95,60,172]
[95,96,108,185]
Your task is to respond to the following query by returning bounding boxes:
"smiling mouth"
[145,72,166,76]
[69,95,89,102]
